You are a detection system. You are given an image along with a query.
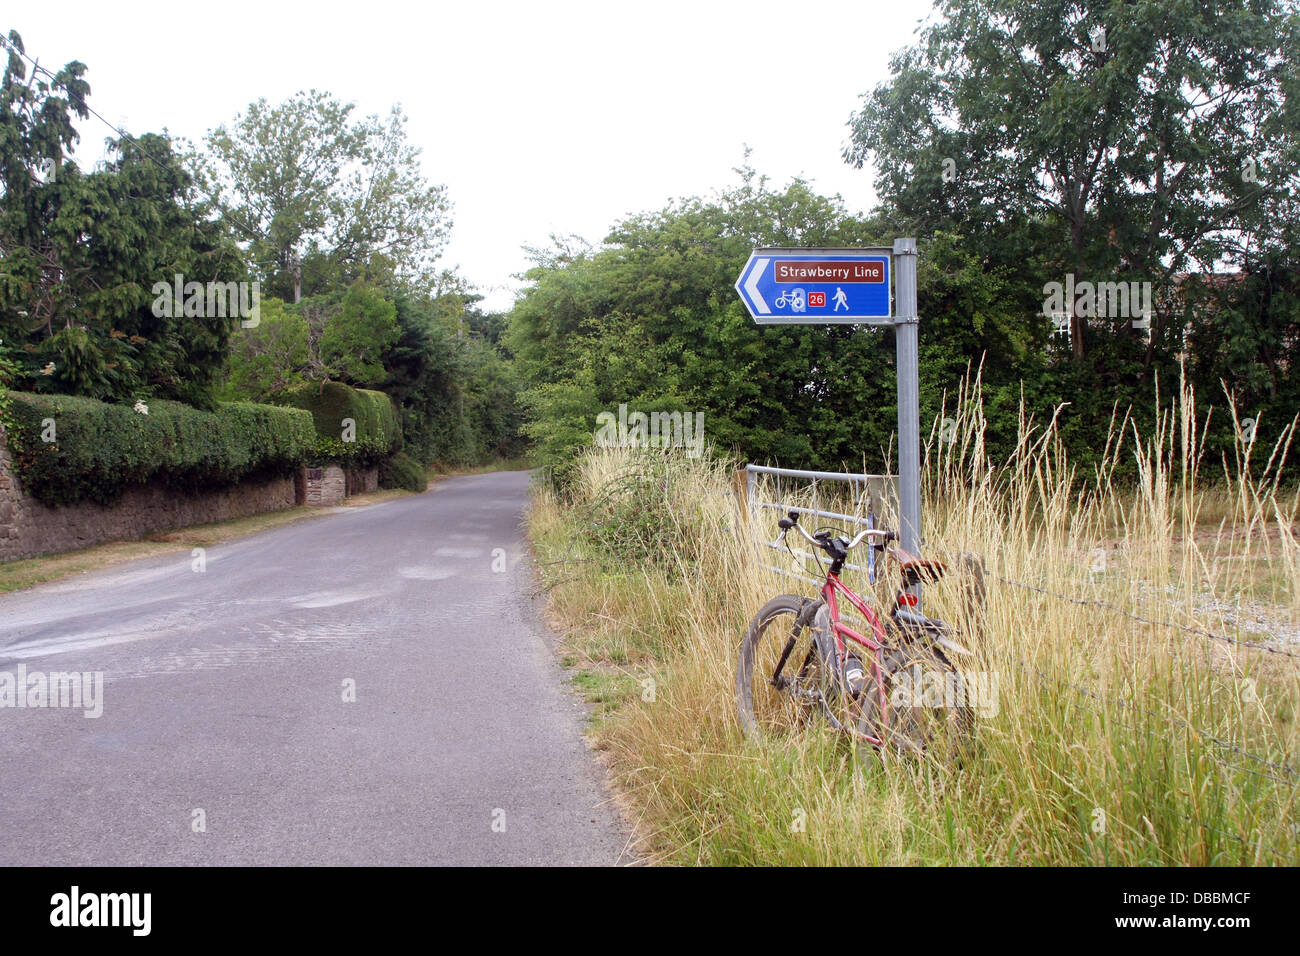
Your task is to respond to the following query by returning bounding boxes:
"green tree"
[842,0,1300,476]
[1,31,247,408]
[221,297,309,401]
[507,168,936,477]
[203,91,452,301]
[846,0,1300,361]
[319,282,399,387]
[373,284,522,465]
[0,30,87,329]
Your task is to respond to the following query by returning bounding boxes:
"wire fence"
[983,570,1300,660]
[970,563,1300,776]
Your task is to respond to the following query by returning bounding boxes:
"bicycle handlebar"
[778,509,895,555]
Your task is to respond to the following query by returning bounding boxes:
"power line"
[2,34,281,268]
[6,35,456,290]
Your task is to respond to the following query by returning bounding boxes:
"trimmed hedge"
[379,451,428,492]
[2,393,315,506]
[269,382,401,465]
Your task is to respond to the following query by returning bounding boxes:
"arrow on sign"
[743,257,769,315]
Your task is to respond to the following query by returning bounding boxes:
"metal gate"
[744,464,897,589]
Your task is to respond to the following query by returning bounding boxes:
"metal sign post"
[891,239,921,578]
[735,239,925,604]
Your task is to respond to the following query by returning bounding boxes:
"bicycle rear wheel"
[873,642,973,759]
[736,595,832,738]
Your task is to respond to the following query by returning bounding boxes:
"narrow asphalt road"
[0,471,630,865]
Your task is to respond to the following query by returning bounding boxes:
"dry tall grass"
[530,374,1299,865]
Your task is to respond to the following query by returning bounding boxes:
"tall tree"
[203,91,452,301]
[0,29,89,353]
[1,31,246,407]
[845,0,1300,359]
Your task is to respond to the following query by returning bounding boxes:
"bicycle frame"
[820,571,891,747]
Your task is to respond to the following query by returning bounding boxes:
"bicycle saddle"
[887,546,946,581]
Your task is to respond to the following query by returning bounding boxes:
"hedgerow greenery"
[3,392,315,506]
[378,451,427,492]
[0,337,20,432]
[268,382,401,465]
[510,168,1299,489]
[575,451,708,570]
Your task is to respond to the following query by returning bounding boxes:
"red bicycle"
[736,509,974,756]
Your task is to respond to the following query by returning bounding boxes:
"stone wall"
[0,422,388,561]
[304,465,347,507]
[301,465,378,506]
[346,466,379,496]
[0,429,298,563]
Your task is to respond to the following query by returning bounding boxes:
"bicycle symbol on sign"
[775,287,806,313]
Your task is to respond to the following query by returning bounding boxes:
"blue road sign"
[735,247,893,324]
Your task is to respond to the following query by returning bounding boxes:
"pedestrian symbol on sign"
[833,287,849,312]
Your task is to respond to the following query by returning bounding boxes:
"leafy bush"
[320,283,400,387]
[2,392,315,506]
[0,337,21,426]
[269,382,401,465]
[378,451,427,492]
[220,297,310,401]
[576,449,711,570]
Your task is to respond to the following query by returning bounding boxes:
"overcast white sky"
[8,0,939,310]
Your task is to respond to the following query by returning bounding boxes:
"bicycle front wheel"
[736,594,830,738]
